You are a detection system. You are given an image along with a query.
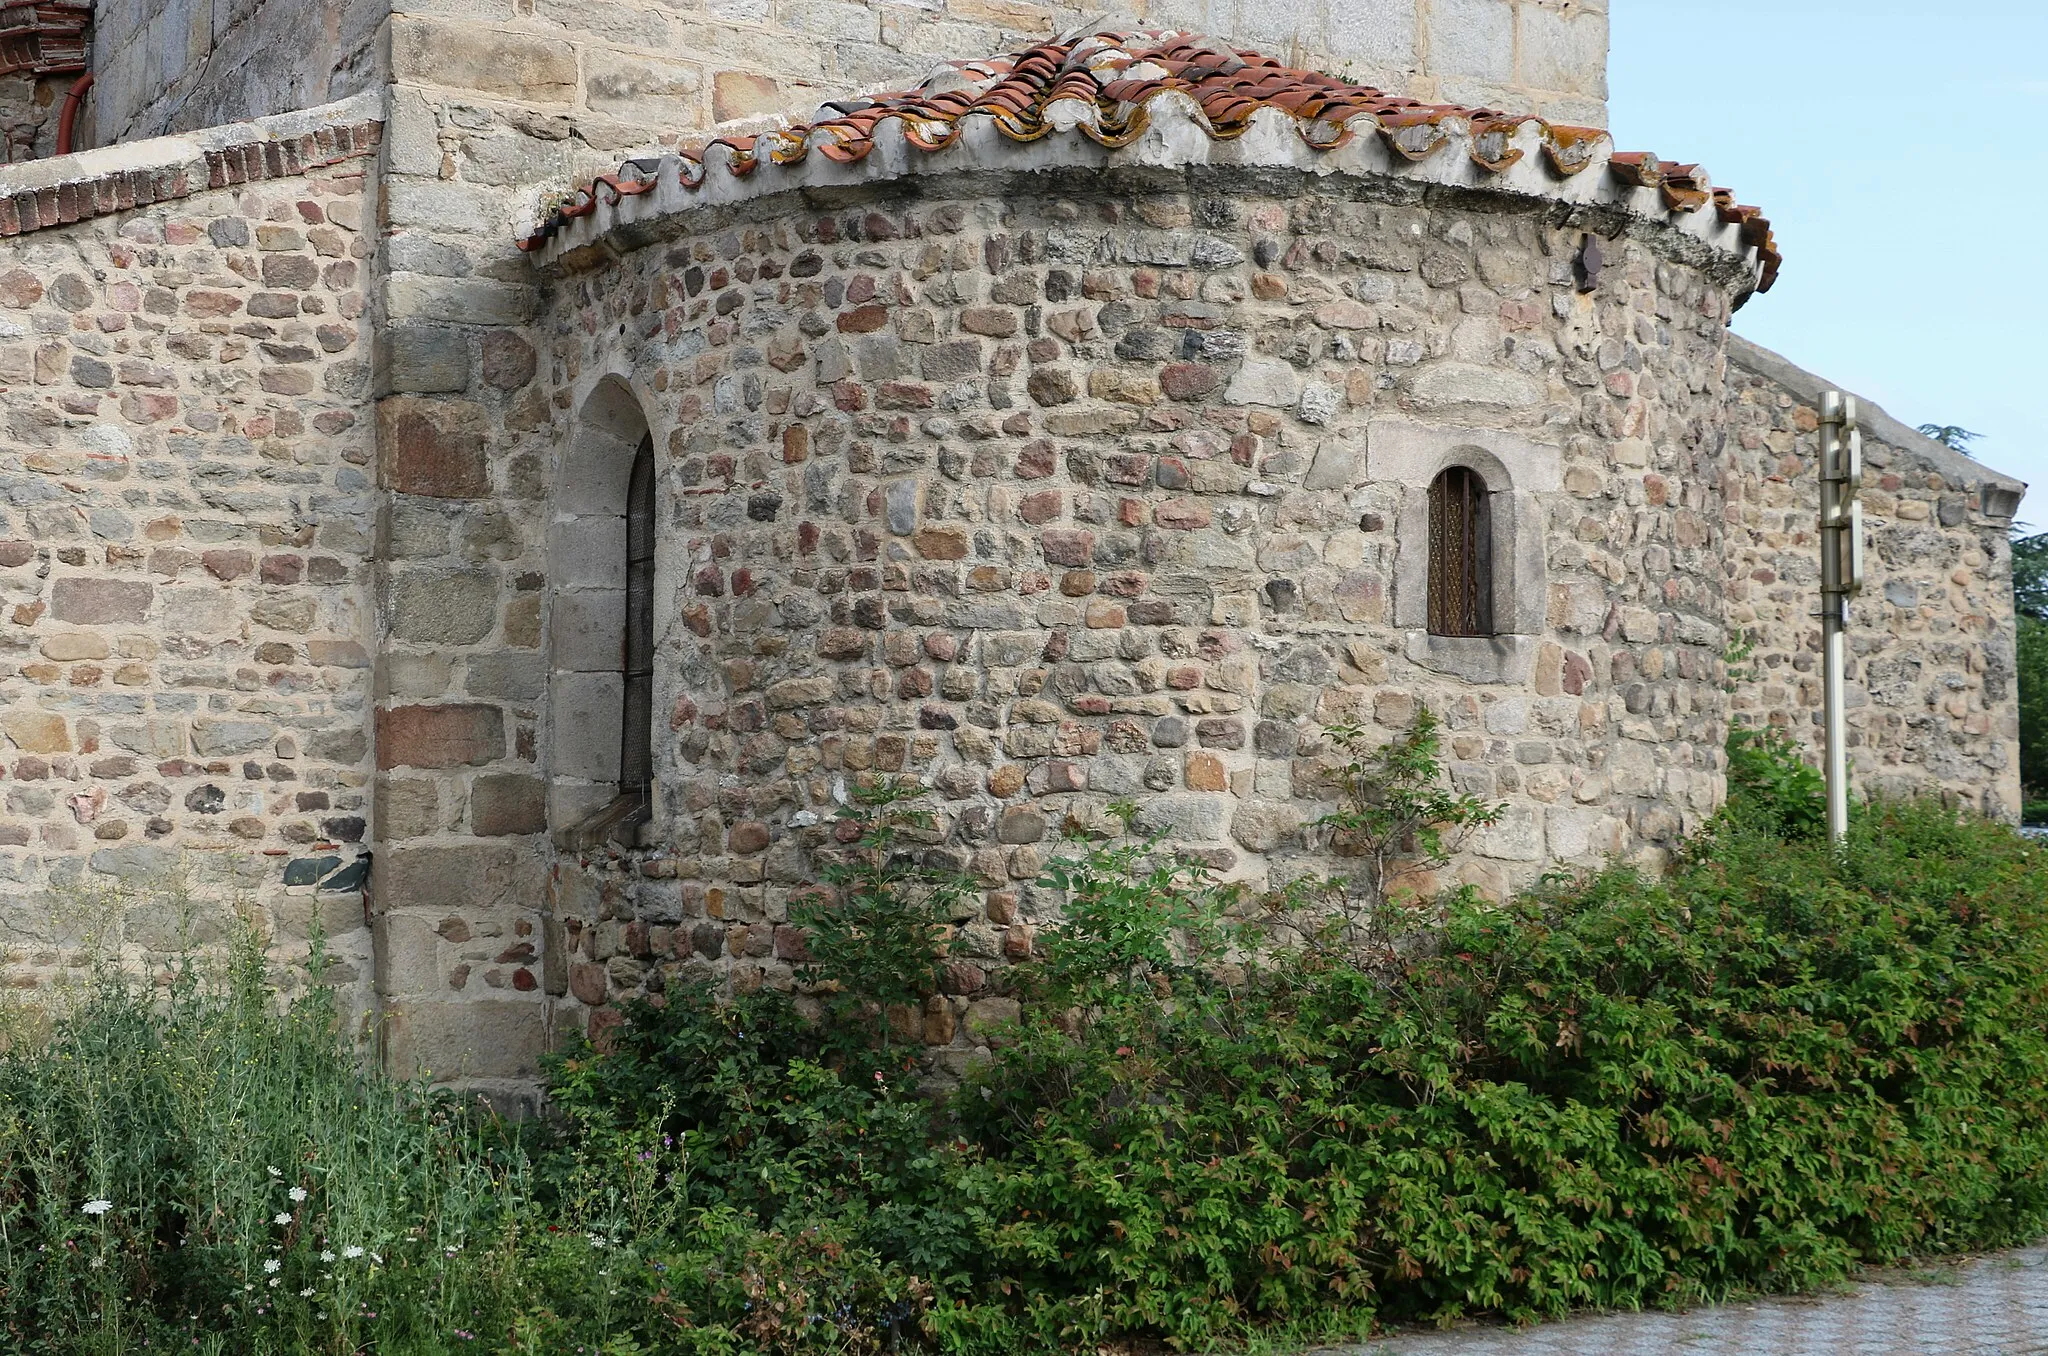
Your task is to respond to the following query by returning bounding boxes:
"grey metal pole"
[1817,392,1863,846]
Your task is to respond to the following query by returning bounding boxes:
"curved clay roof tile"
[516,28,1781,293]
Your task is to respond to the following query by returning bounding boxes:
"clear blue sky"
[1610,3,2048,522]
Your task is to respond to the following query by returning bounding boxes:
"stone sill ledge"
[0,91,384,238]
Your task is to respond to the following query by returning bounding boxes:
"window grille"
[1427,466,1494,637]
[621,435,655,794]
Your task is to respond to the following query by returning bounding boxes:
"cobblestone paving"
[1320,1246,2048,1355]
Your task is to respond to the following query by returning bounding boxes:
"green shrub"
[944,801,2048,1349]
[8,767,2048,1354]
[1726,723,1826,838]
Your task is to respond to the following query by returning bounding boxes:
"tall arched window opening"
[1428,466,1493,637]
[552,378,656,850]
[621,435,655,800]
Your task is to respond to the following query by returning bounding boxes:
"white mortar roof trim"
[531,98,1762,293]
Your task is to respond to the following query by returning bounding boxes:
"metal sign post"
[1817,392,1864,846]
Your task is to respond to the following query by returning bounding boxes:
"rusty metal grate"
[1428,466,1493,637]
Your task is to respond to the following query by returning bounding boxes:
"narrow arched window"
[621,435,655,800]
[1428,466,1493,637]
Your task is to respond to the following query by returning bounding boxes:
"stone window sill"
[557,790,652,852]
[1403,632,1541,685]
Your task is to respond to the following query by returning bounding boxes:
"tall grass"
[0,916,535,1355]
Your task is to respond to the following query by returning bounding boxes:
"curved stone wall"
[530,166,1740,1041]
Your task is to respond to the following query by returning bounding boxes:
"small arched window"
[621,435,655,800]
[1428,466,1493,637]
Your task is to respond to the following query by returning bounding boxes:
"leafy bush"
[1726,723,1826,838]
[8,748,2048,1353]
[946,801,2048,1349]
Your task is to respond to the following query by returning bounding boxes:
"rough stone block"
[378,777,443,839]
[376,325,471,395]
[381,999,547,1083]
[1134,794,1232,842]
[191,718,275,757]
[552,589,624,671]
[389,18,577,102]
[376,841,543,918]
[51,578,151,624]
[1516,4,1609,97]
[390,570,498,646]
[377,704,506,770]
[386,274,533,327]
[466,652,547,701]
[551,671,624,782]
[379,396,488,499]
[2,711,69,753]
[585,49,703,125]
[472,774,547,836]
[1427,0,1516,82]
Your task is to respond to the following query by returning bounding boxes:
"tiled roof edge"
[519,31,1779,300]
[1728,334,2027,514]
[0,91,384,240]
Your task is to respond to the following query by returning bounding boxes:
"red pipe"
[55,69,89,155]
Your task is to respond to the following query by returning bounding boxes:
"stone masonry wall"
[87,0,384,146]
[0,115,382,1019]
[0,71,83,163]
[1725,337,2025,819]
[521,172,1733,1065]
[363,1,1607,1089]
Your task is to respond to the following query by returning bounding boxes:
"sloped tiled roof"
[519,30,1779,294]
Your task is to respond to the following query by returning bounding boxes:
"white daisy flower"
[319,1250,335,1263]
[263,1259,281,1274]
[287,1187,307,1203]
[274,1212,293,1225]
[300,1287,315,1298]
[81,1200,112,1216]
[342,1246,364,1260]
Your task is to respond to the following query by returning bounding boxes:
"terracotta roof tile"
[519,29,1780,293]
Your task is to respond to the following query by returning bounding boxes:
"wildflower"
[81,1200,112,1216]
[319,1250,336,1263]
[267,1167,281,1178]
[268,1278,280,1289]
[274,1212,293,1226]
[263,1259,281,1274]
[300,1288,315,1298]
[287,1187,307,1203]
[342,1246,364,1260]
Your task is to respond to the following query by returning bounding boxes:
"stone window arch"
[551,377,658,848]
[1428,465,1494,637]
[1374,419,1560,683]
